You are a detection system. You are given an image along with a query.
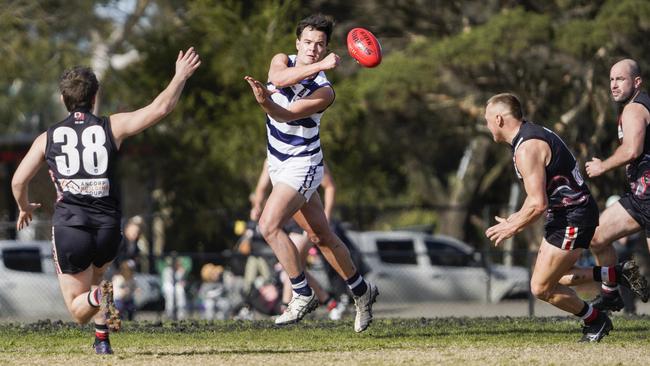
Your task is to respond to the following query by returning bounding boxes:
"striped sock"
[95,323,109,341]
[87,287,101,308]
[346,272,368,297]
[290,272,312,297]
[593,266,617,284]
[575,302,598,324]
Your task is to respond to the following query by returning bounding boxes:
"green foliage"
[0,1,111,134]
[5,0,650,249]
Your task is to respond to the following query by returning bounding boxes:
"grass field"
[1,317,649,365]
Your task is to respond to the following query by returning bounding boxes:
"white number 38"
[52,126,108,176]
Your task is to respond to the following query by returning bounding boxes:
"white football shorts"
[268,162,323,201]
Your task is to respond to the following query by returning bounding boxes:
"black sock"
[593,266,602,282]
[290,272,312,297]
[346,272,368,297]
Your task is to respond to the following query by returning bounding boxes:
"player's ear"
[634,76,642,89]
[296,37,300,51]
[496,114,504,127]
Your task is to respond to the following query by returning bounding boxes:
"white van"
[347,231,530,303]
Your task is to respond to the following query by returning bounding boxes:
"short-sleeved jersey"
[45,109,121,227]
[511,121,598,227]
[265,55,333,167]
[618,91,650,200]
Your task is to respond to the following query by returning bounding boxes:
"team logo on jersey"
[74,112,85,124]
[58,178,110,197]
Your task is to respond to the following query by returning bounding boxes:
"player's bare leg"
[588,202,649,309]
[280,231,333,318]
[294,193,378,332]
[531,240,612,342]
[57,261,117,354]
[259,183,318,324]
[591,202,639,265]
[258,183,307,278]
[58,264,106,324]
[530,240,586,314]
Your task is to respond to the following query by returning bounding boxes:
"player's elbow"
[268,111,294,123]
[11,175,26,192]
[268,75,290,88]
[155,101,176,119]
[531,201,547,217]
[624,147,641,162]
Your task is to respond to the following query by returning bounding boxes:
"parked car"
[0,240,163,320]
[347,231,529,303]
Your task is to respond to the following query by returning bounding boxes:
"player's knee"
[589,230,608,252]
[530,281,553,301]
[309,227,334,247]
[70,309,89,325]
[258,218,280,242]
[308,232,323,245]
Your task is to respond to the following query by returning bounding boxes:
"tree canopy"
[2,0,650,253]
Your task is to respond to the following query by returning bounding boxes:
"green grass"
[1,317,649,365]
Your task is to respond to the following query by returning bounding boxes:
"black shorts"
[618,193,650,238]
[52,225,122,274]
[544,225,596,250]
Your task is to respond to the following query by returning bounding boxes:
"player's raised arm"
[110,47,201,148]
[244,75,334,122]
[268,52,339,88]
[11,133,46,230]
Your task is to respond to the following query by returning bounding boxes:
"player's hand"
[244,76,275,104]
[250,204,262,222]
[16,203,42,231]
[319,53,340,71]
[175,47,202,80]
[585,157,605,178]
[485,216,515,247]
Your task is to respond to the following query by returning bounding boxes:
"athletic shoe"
[93,339,113,355]
[274,291,318,325]
[590,292,624,312]
[99,280,121,331]
[618,260,650,302]
[579,312,613,343]
[353,282,378,333]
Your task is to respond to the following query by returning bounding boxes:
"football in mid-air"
[347,28,382,68]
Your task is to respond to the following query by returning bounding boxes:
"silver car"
[347,231,530,303]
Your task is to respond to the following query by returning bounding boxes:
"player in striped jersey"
[244,14,377,332]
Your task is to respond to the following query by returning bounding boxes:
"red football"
[347,28,382,68]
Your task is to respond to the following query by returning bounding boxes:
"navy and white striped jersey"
[265,55,332,167]
[45,109,121,227]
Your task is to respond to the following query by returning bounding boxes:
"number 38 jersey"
[45,109,121,227]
